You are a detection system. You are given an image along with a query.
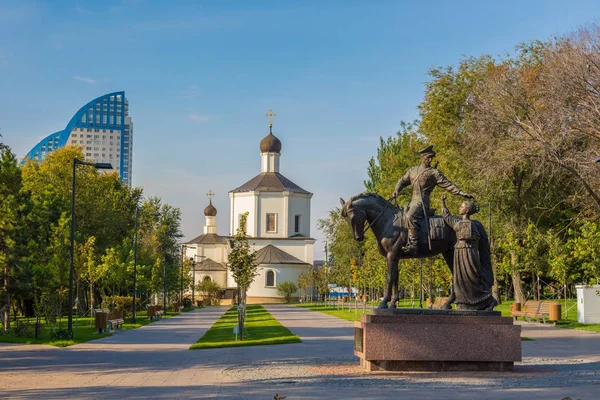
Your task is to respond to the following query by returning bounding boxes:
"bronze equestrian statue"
[340,145,495,310]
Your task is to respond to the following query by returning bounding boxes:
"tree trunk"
[3,263,9,331]
[510,251,526,304]
[492,275,501,304]
[90,281,94,314]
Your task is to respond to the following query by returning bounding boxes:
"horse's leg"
[440,249,455,310]
[378,252,396,309]
[390,260,400,308]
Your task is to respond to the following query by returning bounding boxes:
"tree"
[196,280,223,305]
[0,142,25,330]
[276,281,298,303]
[297,269,313,300]
[313,265,330,300]
[228,212,258,340]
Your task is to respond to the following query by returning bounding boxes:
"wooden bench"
[429,297,449,309]
[511,300,552,324]
[108,310,124,331]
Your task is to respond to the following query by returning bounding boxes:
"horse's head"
[340,197,366,242]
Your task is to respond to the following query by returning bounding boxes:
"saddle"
[392,211,446,242]
[420,216,446,242]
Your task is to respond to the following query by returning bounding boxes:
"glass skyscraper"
[24,91,133,185]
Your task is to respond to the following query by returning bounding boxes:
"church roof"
[254,244,308,265]
[230,172,311,194]
[196,258,227,271]
[185,233,227,245]
[260,132,282,153]
[204,199,217,217]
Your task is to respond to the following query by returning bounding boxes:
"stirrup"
[402,244,418,256]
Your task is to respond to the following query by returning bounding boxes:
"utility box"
[576,285,600,324]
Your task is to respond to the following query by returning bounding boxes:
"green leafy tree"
[228,212,258,302]
[0,142,25,330]
[196,280,223,305]
[276,281,298,303]
[228,212,258,340]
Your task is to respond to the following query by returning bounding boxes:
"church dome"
[260,128,282,153]
[204,200,217,217]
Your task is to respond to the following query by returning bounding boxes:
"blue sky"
[2,0,600,259]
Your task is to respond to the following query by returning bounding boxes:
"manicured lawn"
[0,310,181,347]
[190,305,301,350]
[297,304,371,322]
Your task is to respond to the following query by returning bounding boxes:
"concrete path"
[1,304,600,399]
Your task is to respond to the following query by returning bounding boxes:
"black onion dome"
[204,200,217,217]
[260,132,282,153]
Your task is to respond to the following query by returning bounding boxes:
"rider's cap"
[419,145,436,157]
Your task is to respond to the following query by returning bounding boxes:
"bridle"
[346,196,396,236]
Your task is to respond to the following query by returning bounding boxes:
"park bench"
[107,309,124,331]
[147,305,163,320]
[511,300,555,324]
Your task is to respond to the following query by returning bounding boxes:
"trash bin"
[94,310,107,333]
[549,303,561,321]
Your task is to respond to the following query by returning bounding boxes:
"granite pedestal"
[354,309,521,372]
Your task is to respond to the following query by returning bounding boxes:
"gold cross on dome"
[265,109,277,126]
[206,190,214,200]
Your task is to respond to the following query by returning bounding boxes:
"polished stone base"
[354,311,521,372]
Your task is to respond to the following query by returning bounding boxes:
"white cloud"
[188,113,210,123]
[74,76,95,84]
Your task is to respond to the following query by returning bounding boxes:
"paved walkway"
[1,305,599,399]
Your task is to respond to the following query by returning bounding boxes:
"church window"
[294,215,301,233]
[266,270,275,287]
[266,213,277,232]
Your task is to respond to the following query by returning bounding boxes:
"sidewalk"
[0,307,228,398]
[1,304,599,399]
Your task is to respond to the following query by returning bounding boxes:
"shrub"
[50,327,70,340]
[196,281,223,305]
[102,296,139,317]
[276,281,298,303]
[183,297,193,308]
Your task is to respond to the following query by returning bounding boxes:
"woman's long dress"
[441,206,494,309]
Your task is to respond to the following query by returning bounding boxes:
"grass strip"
[0,311,181,347]
[190,305,301,350]
[297,304,369,322]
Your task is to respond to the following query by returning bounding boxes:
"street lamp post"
[68,158,112,338]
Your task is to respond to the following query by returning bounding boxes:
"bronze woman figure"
[441,194,496,311]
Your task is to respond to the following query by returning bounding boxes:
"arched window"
[203,276,211,283]
[266,270,275,287]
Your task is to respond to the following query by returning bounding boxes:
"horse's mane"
[352,192,389,205]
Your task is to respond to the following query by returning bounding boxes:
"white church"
[184,119,315,303]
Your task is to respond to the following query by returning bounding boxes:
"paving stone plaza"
[1,305,599,399]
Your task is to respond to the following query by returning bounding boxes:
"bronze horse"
[340,193,457,309]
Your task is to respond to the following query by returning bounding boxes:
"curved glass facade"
[24,91,133,185]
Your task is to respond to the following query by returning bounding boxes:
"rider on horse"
[392,145,476,256]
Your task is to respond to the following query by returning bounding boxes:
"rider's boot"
[402,228,419,256]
